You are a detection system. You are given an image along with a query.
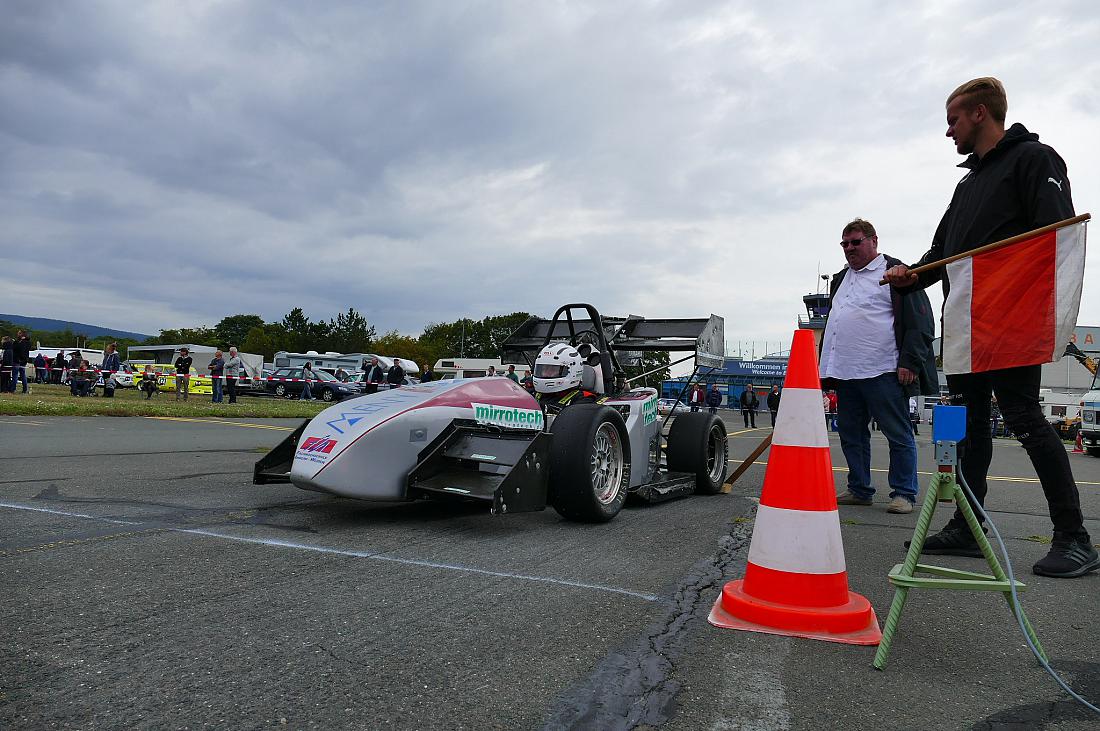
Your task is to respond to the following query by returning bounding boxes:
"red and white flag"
[942,220,1087,375]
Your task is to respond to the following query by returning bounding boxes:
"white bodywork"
[289,378,541,499]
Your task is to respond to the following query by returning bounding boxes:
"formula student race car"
[255,303,727,522]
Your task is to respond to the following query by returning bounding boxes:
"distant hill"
[0,314,153,342]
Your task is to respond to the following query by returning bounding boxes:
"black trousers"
[947,364,1086,538]
[742,408,756,428]
[226,377,238,403]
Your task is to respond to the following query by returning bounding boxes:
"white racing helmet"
[533,342,584,393]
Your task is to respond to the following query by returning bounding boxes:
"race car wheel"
[274,384,287,397]
[549,404,630,523]
[321,388,335,402]
[666,412,727,494]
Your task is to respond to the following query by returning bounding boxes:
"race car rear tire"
[549,404,630,523]
[666,412,727,494]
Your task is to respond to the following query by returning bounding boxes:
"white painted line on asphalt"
[0,501,140,525]
[0,501,660,603]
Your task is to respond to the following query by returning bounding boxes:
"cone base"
[709,579,882,646]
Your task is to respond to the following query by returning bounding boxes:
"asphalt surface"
[1,413,1098,730]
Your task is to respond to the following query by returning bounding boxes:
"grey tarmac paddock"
[1,414,1098,730]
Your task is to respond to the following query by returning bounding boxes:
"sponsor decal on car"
[296,435,339,465]
[472,402,544,430]
[642,396,658,425]
[300,436,338,454]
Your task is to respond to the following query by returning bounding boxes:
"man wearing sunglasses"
[820,218,938,515]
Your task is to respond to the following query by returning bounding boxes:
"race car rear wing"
[500,308,725,369]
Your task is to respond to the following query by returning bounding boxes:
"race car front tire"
[549,404,630,523]
[666,412,727,494]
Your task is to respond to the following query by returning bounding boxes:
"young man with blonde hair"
[884,77,1097,578]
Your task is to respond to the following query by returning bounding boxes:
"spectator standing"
[174,348,192,401]
[706,384,722,414]
[335,367,348,382]
[53,350,66,384]
[827,390,839,431]
[767,385,781,427]
[364,357,385,394]
[909,397,921,435]
[0,336,13,392]
[300,362,314,400]
[883,77,1097,576]
[486,365,497,377]
[420,364,435,382]
[689,385,703,412]
[820,217,938,515]
[521,369,534,393]
[739,384,759,428]
[208,350,225,403]
[505,364,520,384]
[990,397,1002,438]
[12,330,30,393]
[34,352,47,384]
[224,347,243,404]
[386,359,406,388]
[100,343,121,398]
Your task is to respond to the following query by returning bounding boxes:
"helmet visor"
[534,363,568,379]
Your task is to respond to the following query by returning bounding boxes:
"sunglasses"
[839,236,874,248]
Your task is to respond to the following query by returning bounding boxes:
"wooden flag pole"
[722,432,772,492]
[878,213,1090,286]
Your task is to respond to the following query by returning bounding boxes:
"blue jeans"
[300,380,312,400]
[835,373,918,503]
[212,376,223,402]
[13,365,27,392]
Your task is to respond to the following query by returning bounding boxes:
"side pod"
[407,423,551,514]
[253,420,309,484]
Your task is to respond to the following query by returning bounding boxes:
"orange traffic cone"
[709,329,882,645]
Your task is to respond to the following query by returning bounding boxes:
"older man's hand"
[883,264,919,287]
[897,367,916,385]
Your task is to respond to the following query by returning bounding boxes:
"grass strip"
[0,384,336,418]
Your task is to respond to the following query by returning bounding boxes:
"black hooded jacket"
[912,123,1075,298]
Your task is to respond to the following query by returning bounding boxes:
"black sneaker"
[904,526,984,558]
[1032,535,1100,578]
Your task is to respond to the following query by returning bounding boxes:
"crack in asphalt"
[310,642,354,667]
[541,503,756,731]
[972,661,1100,729]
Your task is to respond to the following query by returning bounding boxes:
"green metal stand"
[873,442,1046,670]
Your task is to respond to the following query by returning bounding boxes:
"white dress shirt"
[819,254,899,381]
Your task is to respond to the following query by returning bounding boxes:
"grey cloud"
[2,0,1097,341]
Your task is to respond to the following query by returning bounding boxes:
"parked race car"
[255,303,727,522]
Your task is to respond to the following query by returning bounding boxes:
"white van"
[434,357,525,380]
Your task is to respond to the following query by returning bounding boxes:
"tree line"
[2,309,670,382]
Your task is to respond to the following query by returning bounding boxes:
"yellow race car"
[135,364,214,395]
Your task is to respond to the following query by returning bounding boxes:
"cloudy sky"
[3,0,1098,353]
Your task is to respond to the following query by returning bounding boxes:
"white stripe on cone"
[771,387,829,448]
[747,504,847,575]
